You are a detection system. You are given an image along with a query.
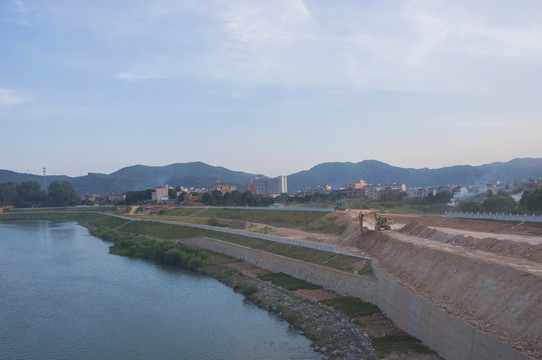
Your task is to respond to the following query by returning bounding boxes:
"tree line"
[0,180,77,207]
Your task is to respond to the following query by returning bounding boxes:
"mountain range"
[1,158,541,195]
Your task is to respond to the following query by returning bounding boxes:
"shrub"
[240,282,258,296]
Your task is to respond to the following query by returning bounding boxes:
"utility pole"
[43,167,47,193]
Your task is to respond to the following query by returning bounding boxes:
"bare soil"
[353,228,542,359]
[228,261,270,277]
[295,288,340,301]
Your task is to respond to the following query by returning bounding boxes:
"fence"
[108,214,339,253]
[445,211,542,223]
[175,206,334,213]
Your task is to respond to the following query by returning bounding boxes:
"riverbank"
[204,259,376,359]
[0,211,438,359]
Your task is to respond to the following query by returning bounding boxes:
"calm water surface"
[0,221,320,359]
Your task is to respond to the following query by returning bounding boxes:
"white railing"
[176,206,334,213]
[445,211,542,223]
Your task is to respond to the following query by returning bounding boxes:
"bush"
[240,282,258,296]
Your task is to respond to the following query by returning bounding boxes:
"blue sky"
[1,0,541,177]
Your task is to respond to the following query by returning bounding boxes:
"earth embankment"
[399,220,542,263]
[355,229,542,359]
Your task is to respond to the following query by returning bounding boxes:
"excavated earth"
[352,218,542,359]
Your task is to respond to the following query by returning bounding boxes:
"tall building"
[152,184,169,202]
[253,176,287,195]
[210,181,237,195]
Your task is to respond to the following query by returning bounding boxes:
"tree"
[47,181,77,207]
[483,194,516,213]
[168,188,177,200]
[0,182,17,206]
[519,189,542,212]
[456,200,484,213]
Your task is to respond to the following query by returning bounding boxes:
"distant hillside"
[0,170,72,189]
[287,158,542,191]
[0,162,258,195]
[2,158,541,195]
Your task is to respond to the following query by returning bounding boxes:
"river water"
[0,221,319,359]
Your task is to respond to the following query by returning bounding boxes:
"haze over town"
[1,0,541,177]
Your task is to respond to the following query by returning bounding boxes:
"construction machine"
[333,200,346,211]
[359,211,394,231]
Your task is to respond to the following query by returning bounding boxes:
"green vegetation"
[166,208,205,216]
[125,189,153,205]
[520,188,542,212]
[168,208,327,228]
[321,297,381,318]
[257,272,321,291]
[371,335,434,358]
[304,214,347,235]
[357,261,374,277]
[239,282,258,296]
[0,180,77,207]
[94,230,208,270]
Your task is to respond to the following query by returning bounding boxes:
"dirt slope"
[354,230,542,358]
[399,221,542,263]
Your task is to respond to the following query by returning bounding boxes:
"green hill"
[287,158,542,191]
[2,158,541,195]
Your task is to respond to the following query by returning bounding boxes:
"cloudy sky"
[1,0,541,177]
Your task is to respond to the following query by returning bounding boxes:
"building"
[210,181,237,195]
[344,179,367,191]
[152,184,169,202]
[253,176,287,195]
[406,187,436,198]
[244,183,258,194]
[365,183,406,200]
[307,184,331,194]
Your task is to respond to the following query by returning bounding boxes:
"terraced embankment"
[355,226,541,360]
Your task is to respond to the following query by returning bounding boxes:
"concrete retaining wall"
[182,236,531,360]
[373,266,529,360]
[180,237,378,304]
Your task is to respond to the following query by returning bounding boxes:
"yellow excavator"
[359,211,394,231]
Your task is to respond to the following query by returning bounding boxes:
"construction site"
[330,210,541,359]
[109,205,542,359]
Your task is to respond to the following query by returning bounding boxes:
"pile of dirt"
[399,221,542,263]
[391,214,542,236]
[355,231,542,358]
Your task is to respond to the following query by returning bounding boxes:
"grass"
[257,272,321,291]
[202,230,360,271]
[357,261,375,277]
[122,221,205,239]
[370,334,435,358]
[168,208,327,228]
[165,208,205,216]
[303,214,348,235]
[320,296,381,318]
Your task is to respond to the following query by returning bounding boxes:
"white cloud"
[13,0,29,13]
[0,88,31,108]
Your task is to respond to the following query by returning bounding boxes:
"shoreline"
[205,261,376,360]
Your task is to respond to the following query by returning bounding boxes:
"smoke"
[511,192,523,203]
[448,186,491,206]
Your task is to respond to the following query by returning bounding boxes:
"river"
[0,221,320,359]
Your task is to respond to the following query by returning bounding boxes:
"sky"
[1,0,541,177]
